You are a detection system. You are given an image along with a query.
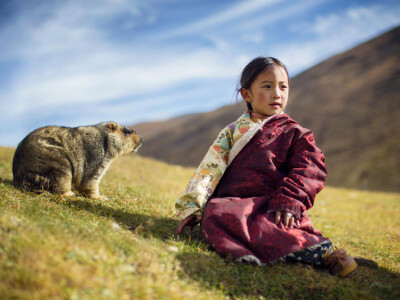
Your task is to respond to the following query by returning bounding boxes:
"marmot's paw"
[62,191,75,197]
[95,195,109,201]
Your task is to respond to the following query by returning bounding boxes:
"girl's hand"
[176,214,202,235]
[274,211,300,229]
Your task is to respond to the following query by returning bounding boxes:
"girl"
[175,57,357,276]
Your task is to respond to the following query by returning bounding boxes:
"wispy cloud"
[283,3,400,72]
[306,4,400,38]
[240,0,328,30]
[156,0,283,39]
[1,0,400,146]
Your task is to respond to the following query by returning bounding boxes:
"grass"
[0,146,399,299]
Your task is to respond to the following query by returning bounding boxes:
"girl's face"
[241,66,289,117]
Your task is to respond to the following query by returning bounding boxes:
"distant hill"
[132,26,400,192]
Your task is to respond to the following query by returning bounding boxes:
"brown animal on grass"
[12,122,142,200]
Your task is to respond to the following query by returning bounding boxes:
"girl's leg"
[284,240,333,267]
[282,240,358,276]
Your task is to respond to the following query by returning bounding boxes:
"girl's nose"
[272,88,281,99]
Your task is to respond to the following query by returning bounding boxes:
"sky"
[1,0,399,147]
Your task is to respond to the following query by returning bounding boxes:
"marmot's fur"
[12,122,142,199]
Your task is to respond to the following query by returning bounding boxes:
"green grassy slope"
[1,147,399,299]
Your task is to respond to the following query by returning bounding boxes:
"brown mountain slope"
[132,26,400,192]
[133,104,246,167]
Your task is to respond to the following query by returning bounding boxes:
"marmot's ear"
[108,122,118,131]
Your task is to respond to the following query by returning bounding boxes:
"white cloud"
[1,0,249,113]
[347,6,376,20]
[278,5,400,75]
[312,14,339,36]
[156,0,283,39]
[1,0,400,147]
[306,4,400,38]
[241,32,265,43]
[1,47,243,111]
[0,0,148,59]
[241,0,328,30]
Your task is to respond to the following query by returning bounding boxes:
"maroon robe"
[201,114,328,264]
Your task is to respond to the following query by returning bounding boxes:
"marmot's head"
[102,122,142,156]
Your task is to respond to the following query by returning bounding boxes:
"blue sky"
[1,0,399,146]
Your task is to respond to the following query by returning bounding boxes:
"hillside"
[132,26,400,192]
[133,104,245,167]
[1,146,400,299]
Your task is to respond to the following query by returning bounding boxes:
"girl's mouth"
[270,102,281,107]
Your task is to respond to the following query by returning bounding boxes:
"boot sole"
[340,261,358,277]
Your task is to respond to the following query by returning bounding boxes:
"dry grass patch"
[0,146,399,299]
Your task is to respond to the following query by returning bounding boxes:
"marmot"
[12,122,142,200]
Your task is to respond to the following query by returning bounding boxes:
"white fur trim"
[236,255,265,266]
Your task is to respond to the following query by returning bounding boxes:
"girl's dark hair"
[237,57,289,110]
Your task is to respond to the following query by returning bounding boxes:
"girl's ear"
[240,88,252,103]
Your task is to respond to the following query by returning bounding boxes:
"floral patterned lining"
[175,111,276,219]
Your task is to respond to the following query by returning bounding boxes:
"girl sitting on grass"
[175,56,358,276]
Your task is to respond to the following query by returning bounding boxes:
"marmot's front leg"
[77,179,108,200]
[78,160,112,200]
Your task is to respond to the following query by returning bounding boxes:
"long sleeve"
[267,131,327,219]
[175,126,233,219]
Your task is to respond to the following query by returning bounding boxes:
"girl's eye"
[264,84,272,88]
[281,85,287,89]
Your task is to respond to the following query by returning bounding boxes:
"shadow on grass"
[176,251,318,299]
[59,198,400,299]
[175,250,400,299]
[0,177,13,186]
[65,198,187,241]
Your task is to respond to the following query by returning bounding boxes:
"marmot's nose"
[133,133,143,147]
